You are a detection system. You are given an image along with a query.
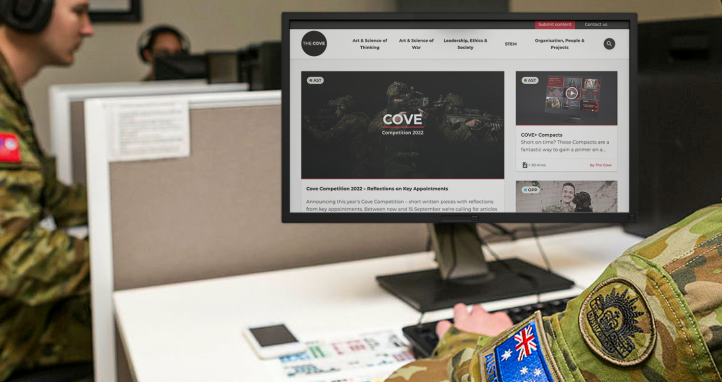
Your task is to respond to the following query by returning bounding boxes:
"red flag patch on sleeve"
[0,133,21,162]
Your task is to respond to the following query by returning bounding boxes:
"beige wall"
[24,0,395,152]
[510,0,722,22]
[27,0,722,161]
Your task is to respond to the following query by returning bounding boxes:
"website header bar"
[291,29,630,60]
[290,21,630,30]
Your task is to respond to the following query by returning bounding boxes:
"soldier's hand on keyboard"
[436,303,513,338]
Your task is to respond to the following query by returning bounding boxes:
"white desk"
[113,227,642,382]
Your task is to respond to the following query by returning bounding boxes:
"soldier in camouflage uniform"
[0,0,94,380]
[434,93,502,146]
[302,95,373,177]
[369,82,426,179]
[387,203,722,382]
[421,94,502,178]
[542,183,576,213]
[415,93,504,179]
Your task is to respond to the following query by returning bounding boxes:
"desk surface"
[113,227,643,382]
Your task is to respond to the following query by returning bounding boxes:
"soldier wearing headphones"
[137,24,190,81]
[0,0,94,379]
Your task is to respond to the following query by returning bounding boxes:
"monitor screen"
[154,55,207,81]
[282,14,637,223]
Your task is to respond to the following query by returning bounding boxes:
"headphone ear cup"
[0,0,54,34]
[137,29,152,63]
[179,31,190,55]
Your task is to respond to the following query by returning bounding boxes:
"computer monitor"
[625,17,722,237]
[282,13,638,312]
[206,51,241,84]
[244,42,282,90]
[154,54,207,80]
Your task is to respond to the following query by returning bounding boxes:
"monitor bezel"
[282,12,638,224]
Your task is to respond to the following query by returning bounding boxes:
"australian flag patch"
[480,313,557,382]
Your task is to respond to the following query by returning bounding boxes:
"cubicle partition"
[50,80,248,184]
[85,91,429,382]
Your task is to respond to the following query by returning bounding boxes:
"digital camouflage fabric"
[0,52,91,381]
[541,201,575,213]
[386,203,722,382]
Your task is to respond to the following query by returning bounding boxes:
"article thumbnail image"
[516,71,617,125]
[545,76,600,111]
[516,181,618,213]
[301,71,504,179]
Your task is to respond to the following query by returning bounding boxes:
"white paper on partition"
[89,0,130,11]
[106,97,190,162]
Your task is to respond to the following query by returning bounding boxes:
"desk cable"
[478,235,542,304]
[416,224,551,325]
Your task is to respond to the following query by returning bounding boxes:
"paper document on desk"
[269,330,415,382]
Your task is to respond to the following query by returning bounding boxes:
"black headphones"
[137,24,191,63]
[0,0,54,34]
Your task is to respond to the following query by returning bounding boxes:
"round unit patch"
[5,138,17,150]
[579,277,656,366]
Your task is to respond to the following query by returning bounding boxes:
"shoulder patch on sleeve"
[0,132,21,162]
[478,312,563,382]
[579,277,656,366]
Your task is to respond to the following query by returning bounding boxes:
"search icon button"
[604,38,615,50]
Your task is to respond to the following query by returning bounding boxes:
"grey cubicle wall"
[69,101,86,184]
[107,104,609,291]
[53,81,248,185]
[108,104,427,290]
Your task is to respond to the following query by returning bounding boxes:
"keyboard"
[402,296,576,358]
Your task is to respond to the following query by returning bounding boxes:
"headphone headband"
[137,24,191,63]
[0,0,54,34]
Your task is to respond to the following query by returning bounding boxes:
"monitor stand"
[564,114,582,124]
[376,223,575,312]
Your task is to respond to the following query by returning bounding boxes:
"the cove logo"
[383,113,424,126]
[302,31,327,56]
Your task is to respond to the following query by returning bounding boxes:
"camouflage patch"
[478,312,563,382]
[579,277,656,366]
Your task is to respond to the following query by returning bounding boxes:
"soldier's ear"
[142,49,153,64]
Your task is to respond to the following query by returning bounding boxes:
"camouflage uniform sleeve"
[369,112,385,134]
[385,325,487,382]
[433,325,488,357]
[42,158,87,228]
[434,119,474,145]
[388,204,722,382]
[0,147,89,306]
[474,124,500,144]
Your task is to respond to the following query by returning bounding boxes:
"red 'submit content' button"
[536,21,575,29]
